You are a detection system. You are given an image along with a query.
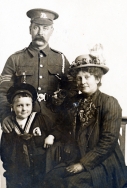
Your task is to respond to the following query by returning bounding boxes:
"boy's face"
[12,96,33,120]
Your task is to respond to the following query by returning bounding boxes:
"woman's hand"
[66,163,84,174]
[44,135,55,148]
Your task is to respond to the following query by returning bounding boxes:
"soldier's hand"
[52,89,67,106]
[1,116,14,133]
[67,74,74,82]
[44,135,55,148]
[52,95,64,106]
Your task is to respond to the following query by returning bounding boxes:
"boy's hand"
[1,116,14,133]
[44,135,55,148]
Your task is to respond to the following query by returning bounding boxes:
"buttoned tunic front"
[0,43,70,123]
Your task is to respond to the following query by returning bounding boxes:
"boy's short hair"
[7,83,37,104]
[12,93,33,103]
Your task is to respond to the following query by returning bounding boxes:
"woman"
[42,44,127,188]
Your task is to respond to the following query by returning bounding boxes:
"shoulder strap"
[13,47,27,55]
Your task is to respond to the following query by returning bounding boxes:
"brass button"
[38,87,41,90]
[40,54,43,57]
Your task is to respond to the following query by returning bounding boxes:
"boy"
[1,83,52,188]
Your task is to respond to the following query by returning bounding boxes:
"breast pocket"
[15,66,34,84]
[48,65,62,91]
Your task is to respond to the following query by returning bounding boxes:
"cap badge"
[40,13,48,18]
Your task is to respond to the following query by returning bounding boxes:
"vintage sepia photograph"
[0,0,127,187]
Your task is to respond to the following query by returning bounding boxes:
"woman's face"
[76,71,100,95]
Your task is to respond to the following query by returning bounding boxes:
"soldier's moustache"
[34,36,46,42]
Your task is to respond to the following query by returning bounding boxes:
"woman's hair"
[68,67,104,87]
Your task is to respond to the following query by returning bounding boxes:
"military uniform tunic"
[0,43,70,123]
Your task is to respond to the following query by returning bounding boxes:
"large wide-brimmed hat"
[27,8,59,25]
[70,44,109,74]
[7,83,37,104]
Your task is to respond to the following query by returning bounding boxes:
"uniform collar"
[28,43,50,57]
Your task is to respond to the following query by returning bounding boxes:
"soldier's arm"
[0,56,16,130]
[54,54,78,102]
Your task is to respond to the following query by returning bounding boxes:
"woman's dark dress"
[42,90,127,188]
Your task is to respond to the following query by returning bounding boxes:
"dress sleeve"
[80,96,122,170]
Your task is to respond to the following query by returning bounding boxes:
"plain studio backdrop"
[0,0,127,187]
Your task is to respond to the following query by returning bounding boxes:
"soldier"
[0,8,74,133]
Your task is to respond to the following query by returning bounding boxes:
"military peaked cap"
[27,8,59,25]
